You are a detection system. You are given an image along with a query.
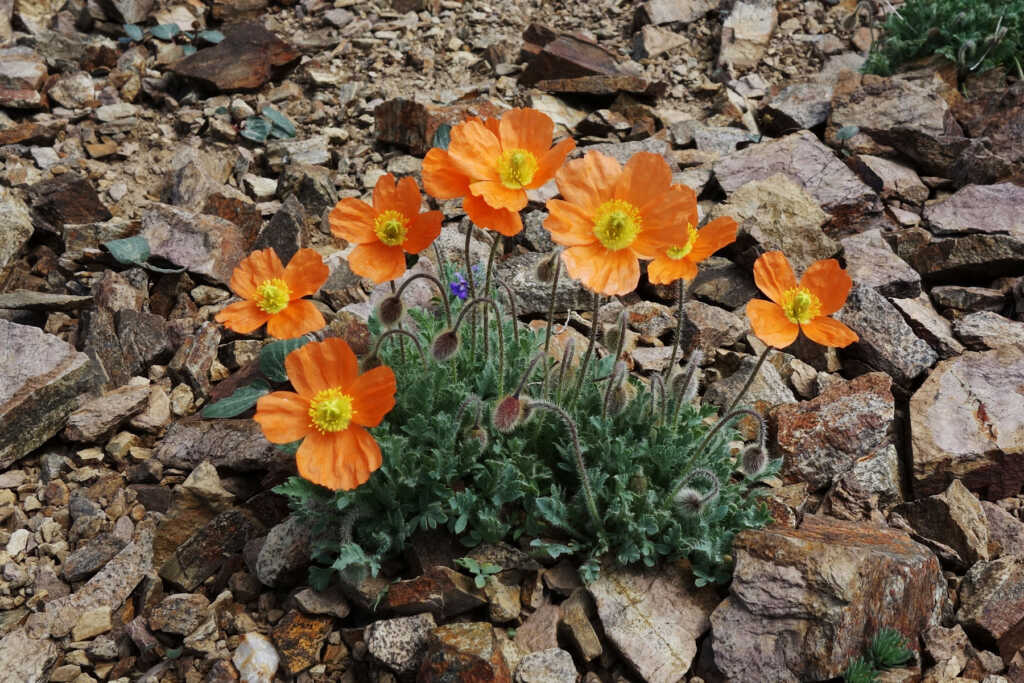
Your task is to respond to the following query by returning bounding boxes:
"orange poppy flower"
[648,184,738,284]
[746,251,859,349]
[216,248,329,339]
[422,108,576,237]
[329,173,442,284]
[542,150,693,296]
[254,338,397,491]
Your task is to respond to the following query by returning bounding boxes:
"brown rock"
[841,229,921,299]
[981,502,1024,558]
[28,173,111,235]
[910,345,1024,499]
[590,562,718,683]
[952,79,1024,171]
[515,601,560,654]
[0,47,46,108]
[382,566,486,619]
[211,0,267,21]
[893,226,1024,284]
[141,204,246,286]
[168,322,221,398]
[894,479,990,569]
[718,0,777,70]
[154,419,291,472]
[170,21,299,92]
[419,622,511,682]
[520,27,657,96]
[957,555,1024,661]
[760,80,834,134]
[849,154,930,206]
[272,610,333,675]
[890,293,965,359]
[159,508,263,591]
[64,384,150,443]
[0,120,64,145]
[634,0,716,27]
[559,589,602,662]
[925,183,1024,241]
[374,97,507,157]
[149,593,211,636]
[711,516,945,681]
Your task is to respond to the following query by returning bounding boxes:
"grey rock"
[0,628,58,683]
[0,290,92,311]
[632,24,685,60]
[691,256,759,309]
[910,345,1024,499]
[149,593,211,636]
[689,121,762,156]
[953,312,1024,351]
[931,286,1005,314]
[583,137,675,167]
[678,300,747,357]
[62,532,129,583]
[841,229,921,298]
[80,307,131,390]
[0,189,32,270]
[761,80,834,133]
[834,284,937,385]
[925,183,1024,240]
[498,252,591,317]
[705,352,796,415]
[365,613,436,675]
[0,320,97,470]
[851,154,930,205]
[266,136,330,172]
[116,310,172,375]
[168,321,221,398]
[155,419,289,472]
[46,70,94,109]
[277,162,337,222]
[515,648,577,683]
[634,0,716,26]
[294,586,350,619]
[63,384,150,443]
[252,194,306,264]
[718,0,777,70]
[255,516,310,587]
[893,226,1024,284]
[96,0,153,23]
[890,293,965,359]
[981,502,1024,558]
[824,444,903,520]
[895,480,990,568]
[141,204,247,286]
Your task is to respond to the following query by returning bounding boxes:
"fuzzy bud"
[674,487,704,515]
[466,425,489,449]
[628,473,647,494]
[535,252,560,283]
[377,296,405,328]
[431,330,460,362]
[492,395,525,433]
[740,444,768,477]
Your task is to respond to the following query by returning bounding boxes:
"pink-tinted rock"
[957,555,1024,662]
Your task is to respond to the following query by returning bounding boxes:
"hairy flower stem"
[666,279,691,379]
[554,337,576,404]
[452,297,505,396]
[389,280,405,361]
[722,346,773,417]
[497,281,520,346]
[647,373,666,423]
[541,255,562,394]
[665,407,766,506]
[370,328,428,369]
[602,361,627,421]
[514,353,546,397]
[392,272,452,328]
[463,225,477,361]
[482,236,501,351]
[670,350,703,427]
[569,291,601,407]
[529,399,601,530]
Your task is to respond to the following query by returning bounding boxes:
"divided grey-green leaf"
[259,337,310,384]
[201,381,271,418]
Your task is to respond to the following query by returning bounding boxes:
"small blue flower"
[450,273,469,300]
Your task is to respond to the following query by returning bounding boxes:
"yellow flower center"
[374,210,409,247]
[496,148,538,189]
[255,278,291,314]
[593,199,642,251]
[308,388,355,433]
[780,287,822,325]
[665,225,699,260]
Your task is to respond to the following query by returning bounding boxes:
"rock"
[957,556,1024,661]
[141,204,246,286]
[72,605,112,641]
[760,80,834,133]
[252,195,305,264]
[6,528,29,557]
[149,593,211,636]
[383,566,486,619]
[155,419,289,472]
[255,515,310,587]
[159,508,263,591]
[982,502,1024,558]
[269,610,332,675]
[374,97,507,157]
[96,0,152,22]
[931,286,1005,314]
[925,183,1024,241]
[632,24,685,60]
[233,632,279,682]
[0,628,58,683]
[634,0,716,26]
[891,293,965,359]
[63,384,150,443]
[910,345,1024,499]
[28,172,111,235]
[211,0,266,21]
[705,353,796,421]
[711,516,945,681]
[849,155,930,206]
[165,145,238,209]
[590,562,719,683]
[893,226,1024,284]
[419,622,512,683]
[823,444,903,520]
[278,162,337,221]
[559,589,602,662]
[773,372,893,491]
[266,136,330,171]
[170,21,299,92]
[116,310,172,376]
[895,480,990,568]
[168,322,221,398]
[294,586,350,619]
[675,300,746,358]
[691,256,760,309]
[718,0,777,70]
[0,290,92,311]
[515,648,577,683]
[0,190,32,270]
[0,47,46,108]
[954,312,1024,351]
[0,320,97,470]
[713,131,880,228]
[366,613,436,676]
[497,252,590,316]
[688,122,762,156]
[834,284,937,385]
[484,575,521,623]
[586,136,675,167]
[841,229,921,298]
[62,532,128,583]
[708,173,837,272]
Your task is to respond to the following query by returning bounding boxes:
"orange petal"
[283,248,329,299]
[348,242,406,284]
[422,148,471,200]
[499,108,553,160]
[215,300,271,334]
[254,391,311,443]
[670,184,699,228]
[747,299,799,348]
[689,216,738,262]
[447,119,501,182]
[371,173,398,213]
[329,198,378,244]
[350,365,397,428]
[647,256,697,284]
[544,199,597,247]
[529,137,575,190]
[481,116,501,139]
[631,225,677,259]
[404,211,442,254]
[267,300,326,339]
[562,243,640,296]
[753,251,798,304]
[463,195,522,236]
[469,180,528,212]
[295,430,343,490]
[800,258,853,316]
[802,316,859,348]
[285,337,359,398]
[336,426,383,490]
[555,151,621,213]
[394,176,424,219]
[637,182,694,234]
[614,152,673,213]
[229,249,285,300]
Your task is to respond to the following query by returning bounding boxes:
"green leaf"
[241,116,271,143]
[260,337,310,383]
[869,628,913,668]
[201,380,270,418]
[475,575,486,588]
[835,125,860,142]
[123,24,143,41]
[104,235,150,265]
[197,29,225,44]
[183,45,197,56]
[275,440,302,456]
[262,106,296,139]
[151,23,181,40]
[431,123,452,150]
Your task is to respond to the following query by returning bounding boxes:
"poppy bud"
[674,487,704,515]
[535,251,560,283]
[377,295,405,328]
[431,330,460,362]
[492,395,525,433]
[740,443,768,477]
[466,425,489,449]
